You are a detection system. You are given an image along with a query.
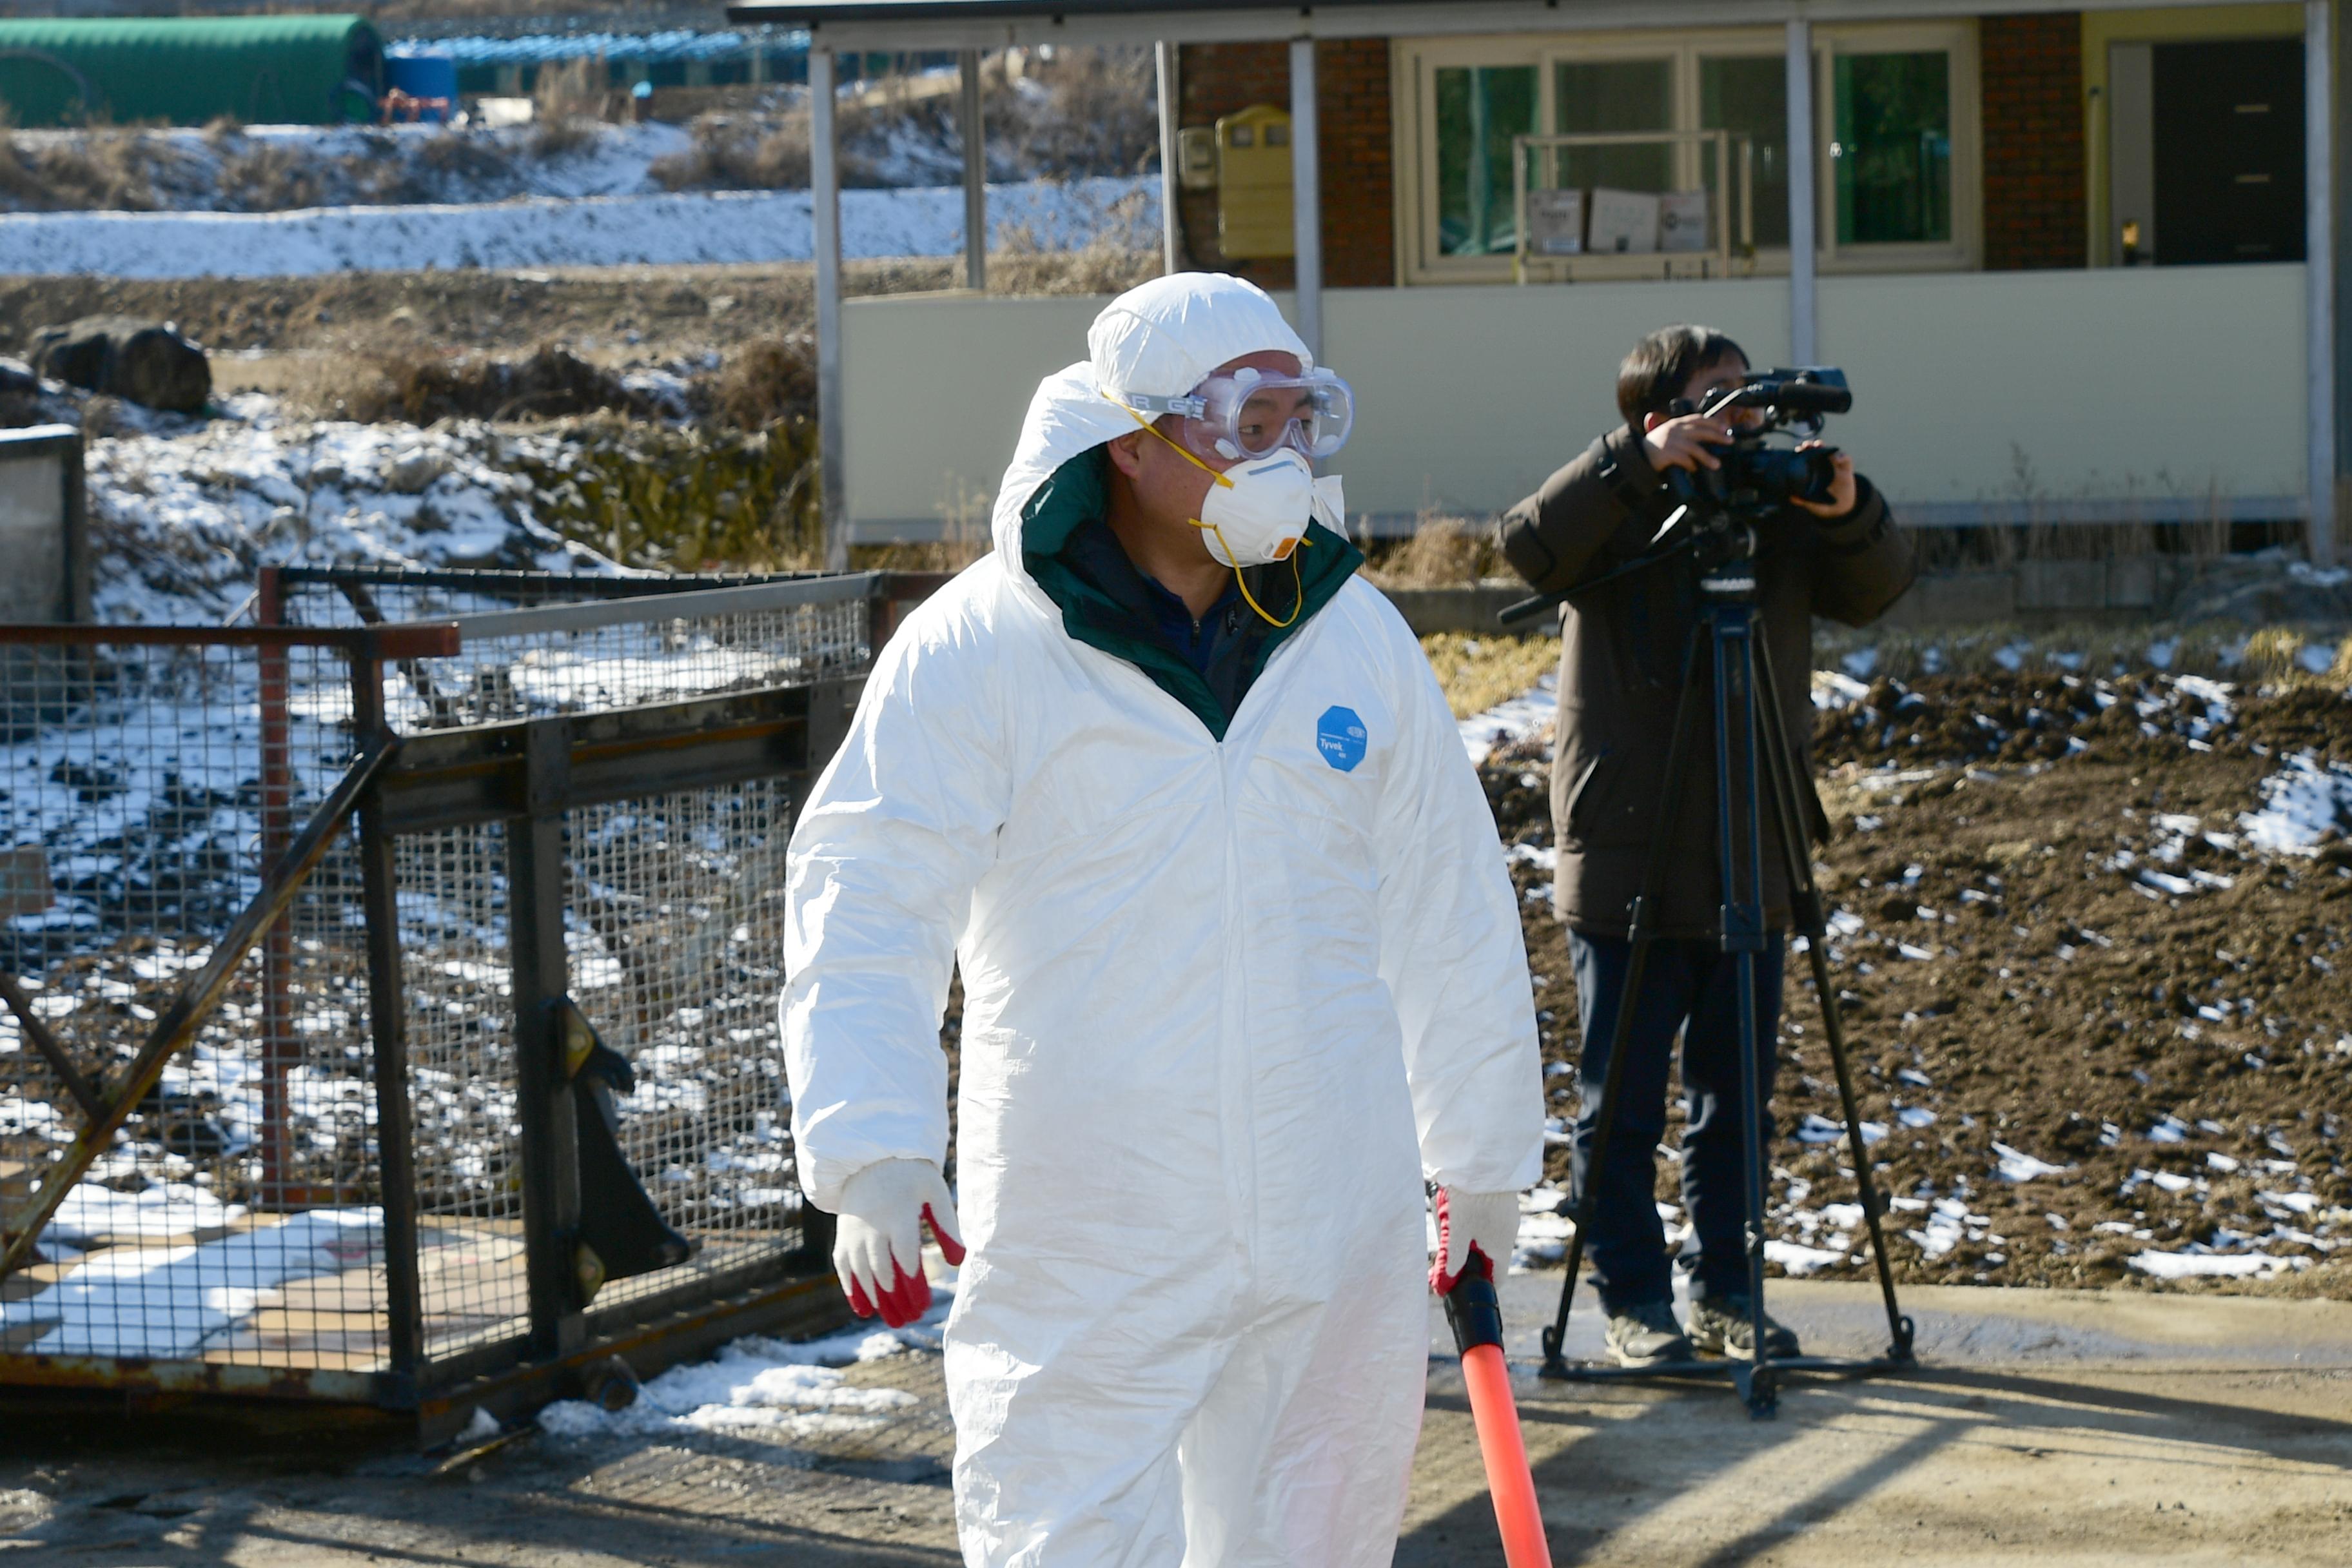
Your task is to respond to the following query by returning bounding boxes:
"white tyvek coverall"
[783,274,1543,1566]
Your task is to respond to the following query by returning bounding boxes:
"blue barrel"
[385,53,456,121]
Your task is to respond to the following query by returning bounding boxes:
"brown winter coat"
[1498,425,1917,939]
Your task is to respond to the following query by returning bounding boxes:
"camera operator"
[1497,324,1916,1369]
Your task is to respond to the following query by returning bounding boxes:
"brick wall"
[1980,12,2087,270]
[1174,40,1394,288]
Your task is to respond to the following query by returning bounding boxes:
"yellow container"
[1215,102,1293,259]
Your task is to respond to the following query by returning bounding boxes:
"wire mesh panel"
[0,638,386,1368]
[395,821,531,1363]
[394,601,870,733]
[276,569,868,736]
[2,571,881,1416]
[277,568,833,628]
[567,779,803,1317]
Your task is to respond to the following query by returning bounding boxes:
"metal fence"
[0,568,942,1435]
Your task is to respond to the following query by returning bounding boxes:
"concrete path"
[1402,1275,2352,1566]
[2,1279,2346,1565]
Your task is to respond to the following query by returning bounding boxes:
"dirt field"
[0,255,1154,368]
[1485,665,2352,1297]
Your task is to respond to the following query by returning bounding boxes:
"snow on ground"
[537,1297,949,1442]
[0,1207,380,1357]
[0,176,1155,279]
[90,395,616,623]
[2128,1248,2310,1280]
[1459,671,1556,764]
[2239,751,2352,853]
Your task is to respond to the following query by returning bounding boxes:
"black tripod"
[1509,518,1915,1420]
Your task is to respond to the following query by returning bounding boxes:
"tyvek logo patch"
[1316,705,1368,772]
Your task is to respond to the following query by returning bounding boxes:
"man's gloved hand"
[1429,1187,1521,1295]
[832,1159,966,1328]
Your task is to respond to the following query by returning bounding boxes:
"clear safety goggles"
[1122,367,1355,462]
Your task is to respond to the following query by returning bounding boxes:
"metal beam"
[1289,34,1322,362]
[1785,17,1816,365]
[959,48,987,290]
[1157,39,1182,274]
[442,572,877,642]
[511,720,585,1360]
[811,47,848,573]
[750,0,2288,59]
[2309,0,2337,565]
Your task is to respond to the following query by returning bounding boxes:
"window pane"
[1833,51,1952,245]
[1698,55,1789,249]
[1552,58,1674,192]
[1435,64,1538,257]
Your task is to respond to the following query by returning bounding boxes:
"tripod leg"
[1708,603,1776,1420]
[1540,627,1709,1380]
[1750,634,1916,1364]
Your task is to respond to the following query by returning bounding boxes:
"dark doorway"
[2153,38,2304,265]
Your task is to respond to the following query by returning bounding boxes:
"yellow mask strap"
[1118,402,1236,489]
[1193,521,1308,629]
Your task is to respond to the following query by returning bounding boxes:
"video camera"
[1494,367,1854,625]
[1666,366,1853,520]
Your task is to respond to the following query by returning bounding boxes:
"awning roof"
[722,0,2257,51]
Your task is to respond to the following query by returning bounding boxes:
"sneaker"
[1687,1295,1801,1360]
[1604,1299,1696,1367]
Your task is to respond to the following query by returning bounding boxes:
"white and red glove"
[1429,1186,1521,1295]
[832,1159,966,1328]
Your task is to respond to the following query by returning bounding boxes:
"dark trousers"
[1567,931,1784,1312]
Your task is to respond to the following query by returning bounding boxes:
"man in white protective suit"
[781,271,1545,1566]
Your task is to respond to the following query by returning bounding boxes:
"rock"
[29,316,211,415]
[0,357,37,397]
[383,447,449,494]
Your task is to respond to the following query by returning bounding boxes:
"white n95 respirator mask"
[1193,448,1346,569]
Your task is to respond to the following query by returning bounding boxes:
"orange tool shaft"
[1460,1340,1551,1568]
[1442,1266,1552,1568]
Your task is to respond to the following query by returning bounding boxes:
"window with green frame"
[1832,50,1952,245]
[1698,55,1790,250]
[1422,36,1961,268]
[1435,64,1536,256]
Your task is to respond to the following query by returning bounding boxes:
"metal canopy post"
[1288,35,1322,360]
[960,47,987,291]
[812,46,848,573]
[1785,18,1817,364]
[2307,0,2336,565]
[1157,40,1182,274]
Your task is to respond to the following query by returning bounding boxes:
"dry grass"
[650,114,815,191]
[706,336,817,431]
[653,45,1160,195]
[0,130,157,210]
[1363,514,1506,589]
[989,218,1159,297]
[1420,631,1556,720]
[851,539,995,573]
[280,340,660,424]
[529,115,600,162]
[217,140,321,212]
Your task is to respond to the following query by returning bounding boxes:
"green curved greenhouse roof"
[0,15,384,128]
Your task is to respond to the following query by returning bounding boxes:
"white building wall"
[843,265,2304,536]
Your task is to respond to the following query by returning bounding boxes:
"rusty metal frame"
[0,729,402,1277]
[0,582,888,1429]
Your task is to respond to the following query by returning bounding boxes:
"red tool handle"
[1460,1340,1551,1568]
[1442,1257,1553,1568]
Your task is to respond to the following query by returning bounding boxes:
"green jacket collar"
[1019,447,1362,740]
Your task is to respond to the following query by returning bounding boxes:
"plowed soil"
[1485,668,2352,1296]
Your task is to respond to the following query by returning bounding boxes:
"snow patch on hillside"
[0,177,1155,279]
